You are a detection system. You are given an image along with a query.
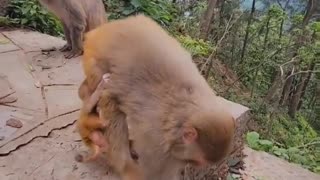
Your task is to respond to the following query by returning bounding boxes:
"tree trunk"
[239,0,256,64]
[231,22,239,65]
[265,71,282,103]
[286,0,316,117]
[302,0,318,27]
[199,0,217,40]
[263,17,271,50]
[288,74,307,118]
[297,62,316,110]
[218,0,225,29]
[279,71,294,105]
[213,0,225,43]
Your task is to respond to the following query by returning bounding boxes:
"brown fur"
[82,15,235,180]
[97,90,144,180]
[77,75,140,171]
[38,0,106,59]
[75,74,109,162]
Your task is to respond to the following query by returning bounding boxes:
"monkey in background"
[82,15,235,180]
[38,0,106,59]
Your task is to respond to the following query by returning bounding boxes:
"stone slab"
[2,30,65,52]
[219,97,250,120]
[0,51,45,112]
[242,146,320,180]
[0,110,79,155]
[24,51,84,86]
[0,124,119,180]
[0,106,46,148]
[0,33,20,53]
[44,85,81,118]
[0,74,15,99]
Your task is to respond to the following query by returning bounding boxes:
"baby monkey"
[76,74,143,180]
[75,74,110,162]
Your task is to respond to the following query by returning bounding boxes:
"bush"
[7,0,63,36]
[105,0,177,27]
[176,35,213,57]
[246,130,320,173]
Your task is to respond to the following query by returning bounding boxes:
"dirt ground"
[0,29,319,180]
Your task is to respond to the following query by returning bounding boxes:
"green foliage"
[246,131,320,173]
[0,16,15,26]
[7,0,63,36]
[105,0,177,27]
[176,35,213,57]
[246,131,274,151]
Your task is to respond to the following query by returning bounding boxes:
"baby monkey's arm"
[82,73,111,113]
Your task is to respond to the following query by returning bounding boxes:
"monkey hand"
[82,73,111,113]
[90,131,108,148]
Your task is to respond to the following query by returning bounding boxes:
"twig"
[223,48,282,94]
[201,12,242,76]
[285,70,320,81]
[279,56,298,77]
[296,141,320,149]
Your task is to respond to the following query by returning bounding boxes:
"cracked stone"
[0,95,18,104]
[44,86,81,118]
[0,33,20,53]
[0,51,46,112]
[6,118,23,128]
[2,30,65,52]
[0,74,15,99]
[24,51,84,86]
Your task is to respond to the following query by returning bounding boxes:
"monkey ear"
[182,126,198,144]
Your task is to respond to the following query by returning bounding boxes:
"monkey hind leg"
[75,144,101,163]
[65,24,85,59]
[64,48,83,59]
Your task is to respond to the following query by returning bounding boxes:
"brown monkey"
[75,74,110,162]
[76,73,139,162]
[97,91,144,180]
[76,74,139,164]
[38,0,106,59]
[82,15,235,180]
[77,78,143,180]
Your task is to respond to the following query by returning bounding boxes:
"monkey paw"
[59,44,72,52]
[64,49,83,59]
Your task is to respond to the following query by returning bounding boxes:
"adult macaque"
[82,15,235,180]
[38,0,106,58]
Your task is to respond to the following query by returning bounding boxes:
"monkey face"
[169,126,209,167]
[171,111,235,167]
